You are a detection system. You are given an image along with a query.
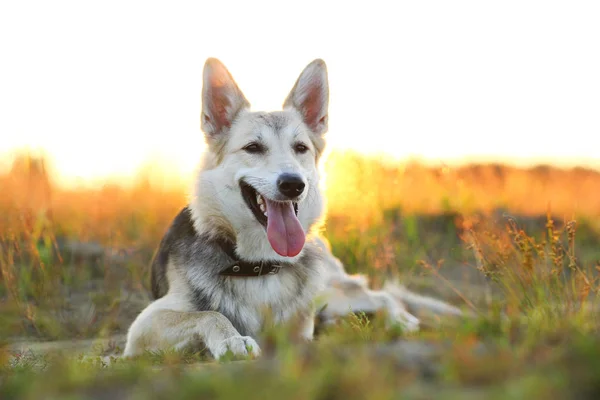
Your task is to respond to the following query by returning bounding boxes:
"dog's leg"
[369,290,420,332]
[319,285,420,333]
[317,238,419,332]
[383,281,467,318]
[297,308,316,341]
[123,296,260,359]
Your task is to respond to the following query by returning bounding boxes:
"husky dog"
[124,58,331,358]
[124,58,466,360]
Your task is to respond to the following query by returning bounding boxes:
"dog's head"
[192,58,329,261]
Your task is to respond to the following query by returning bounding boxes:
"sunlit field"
[2,151,600,399]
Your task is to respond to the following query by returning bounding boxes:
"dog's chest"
[233,274,301,313]
[215,270,313,335]
[180,235,323,336]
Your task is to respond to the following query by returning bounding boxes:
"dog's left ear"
[283,59,329,135]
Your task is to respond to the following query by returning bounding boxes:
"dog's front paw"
[212,336,261,360]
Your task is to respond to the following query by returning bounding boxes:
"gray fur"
[150,207,198,299]
[255,112,292,134]
[151,206,324,337]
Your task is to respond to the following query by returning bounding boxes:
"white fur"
[125,58,329,360]
[191,109,325,263]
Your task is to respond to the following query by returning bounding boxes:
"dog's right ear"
[201,58,250,139]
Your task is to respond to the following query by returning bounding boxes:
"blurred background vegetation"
[2,151,600,398]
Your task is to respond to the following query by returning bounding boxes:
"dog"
[124,58,465,360]
[124,58,331,358]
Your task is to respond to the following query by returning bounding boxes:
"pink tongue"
[265,200,305,257]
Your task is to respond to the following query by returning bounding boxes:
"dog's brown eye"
[243,143,264,154]
[294,143,309,154]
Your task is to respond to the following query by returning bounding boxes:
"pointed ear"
[201,58,250,138]
[283,59,329,135]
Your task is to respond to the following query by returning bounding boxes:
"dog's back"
[150,207,195,299]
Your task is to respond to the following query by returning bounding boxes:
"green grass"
[2,209,600,399]
[3,319,600,399]
[3,154,600,398]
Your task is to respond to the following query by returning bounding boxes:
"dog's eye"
[294,143,309,154]
[243,143,264,154]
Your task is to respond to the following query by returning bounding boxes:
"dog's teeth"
[257,195,263,205]
[263,211,268,216]
[259,203,266,213]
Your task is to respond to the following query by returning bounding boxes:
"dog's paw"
[212,336,261,360]
[390,312,420,333]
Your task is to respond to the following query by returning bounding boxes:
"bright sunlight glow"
[1,0,599,186]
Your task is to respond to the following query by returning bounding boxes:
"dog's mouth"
[240,181,304,257]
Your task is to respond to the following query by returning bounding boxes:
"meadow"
[1,151,600,399]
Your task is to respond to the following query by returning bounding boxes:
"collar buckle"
[254,262,280,276]
[266,265,281,275]
[252,263,263,275]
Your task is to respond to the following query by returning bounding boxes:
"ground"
[2,152,600,399]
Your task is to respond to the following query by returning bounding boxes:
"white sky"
[1,0,599,184]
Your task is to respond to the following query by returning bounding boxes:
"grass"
[2,151,600,399]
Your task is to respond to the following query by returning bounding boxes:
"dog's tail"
[383,281,472,318]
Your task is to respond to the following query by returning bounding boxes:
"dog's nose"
[277,173,305,198]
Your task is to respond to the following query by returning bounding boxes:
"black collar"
[216,238,288,277]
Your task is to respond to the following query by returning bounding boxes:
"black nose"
[277,173,305,198]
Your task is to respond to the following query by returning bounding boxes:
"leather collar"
[216,238,288,277]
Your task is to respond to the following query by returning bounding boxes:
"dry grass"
[2,151,600,399]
